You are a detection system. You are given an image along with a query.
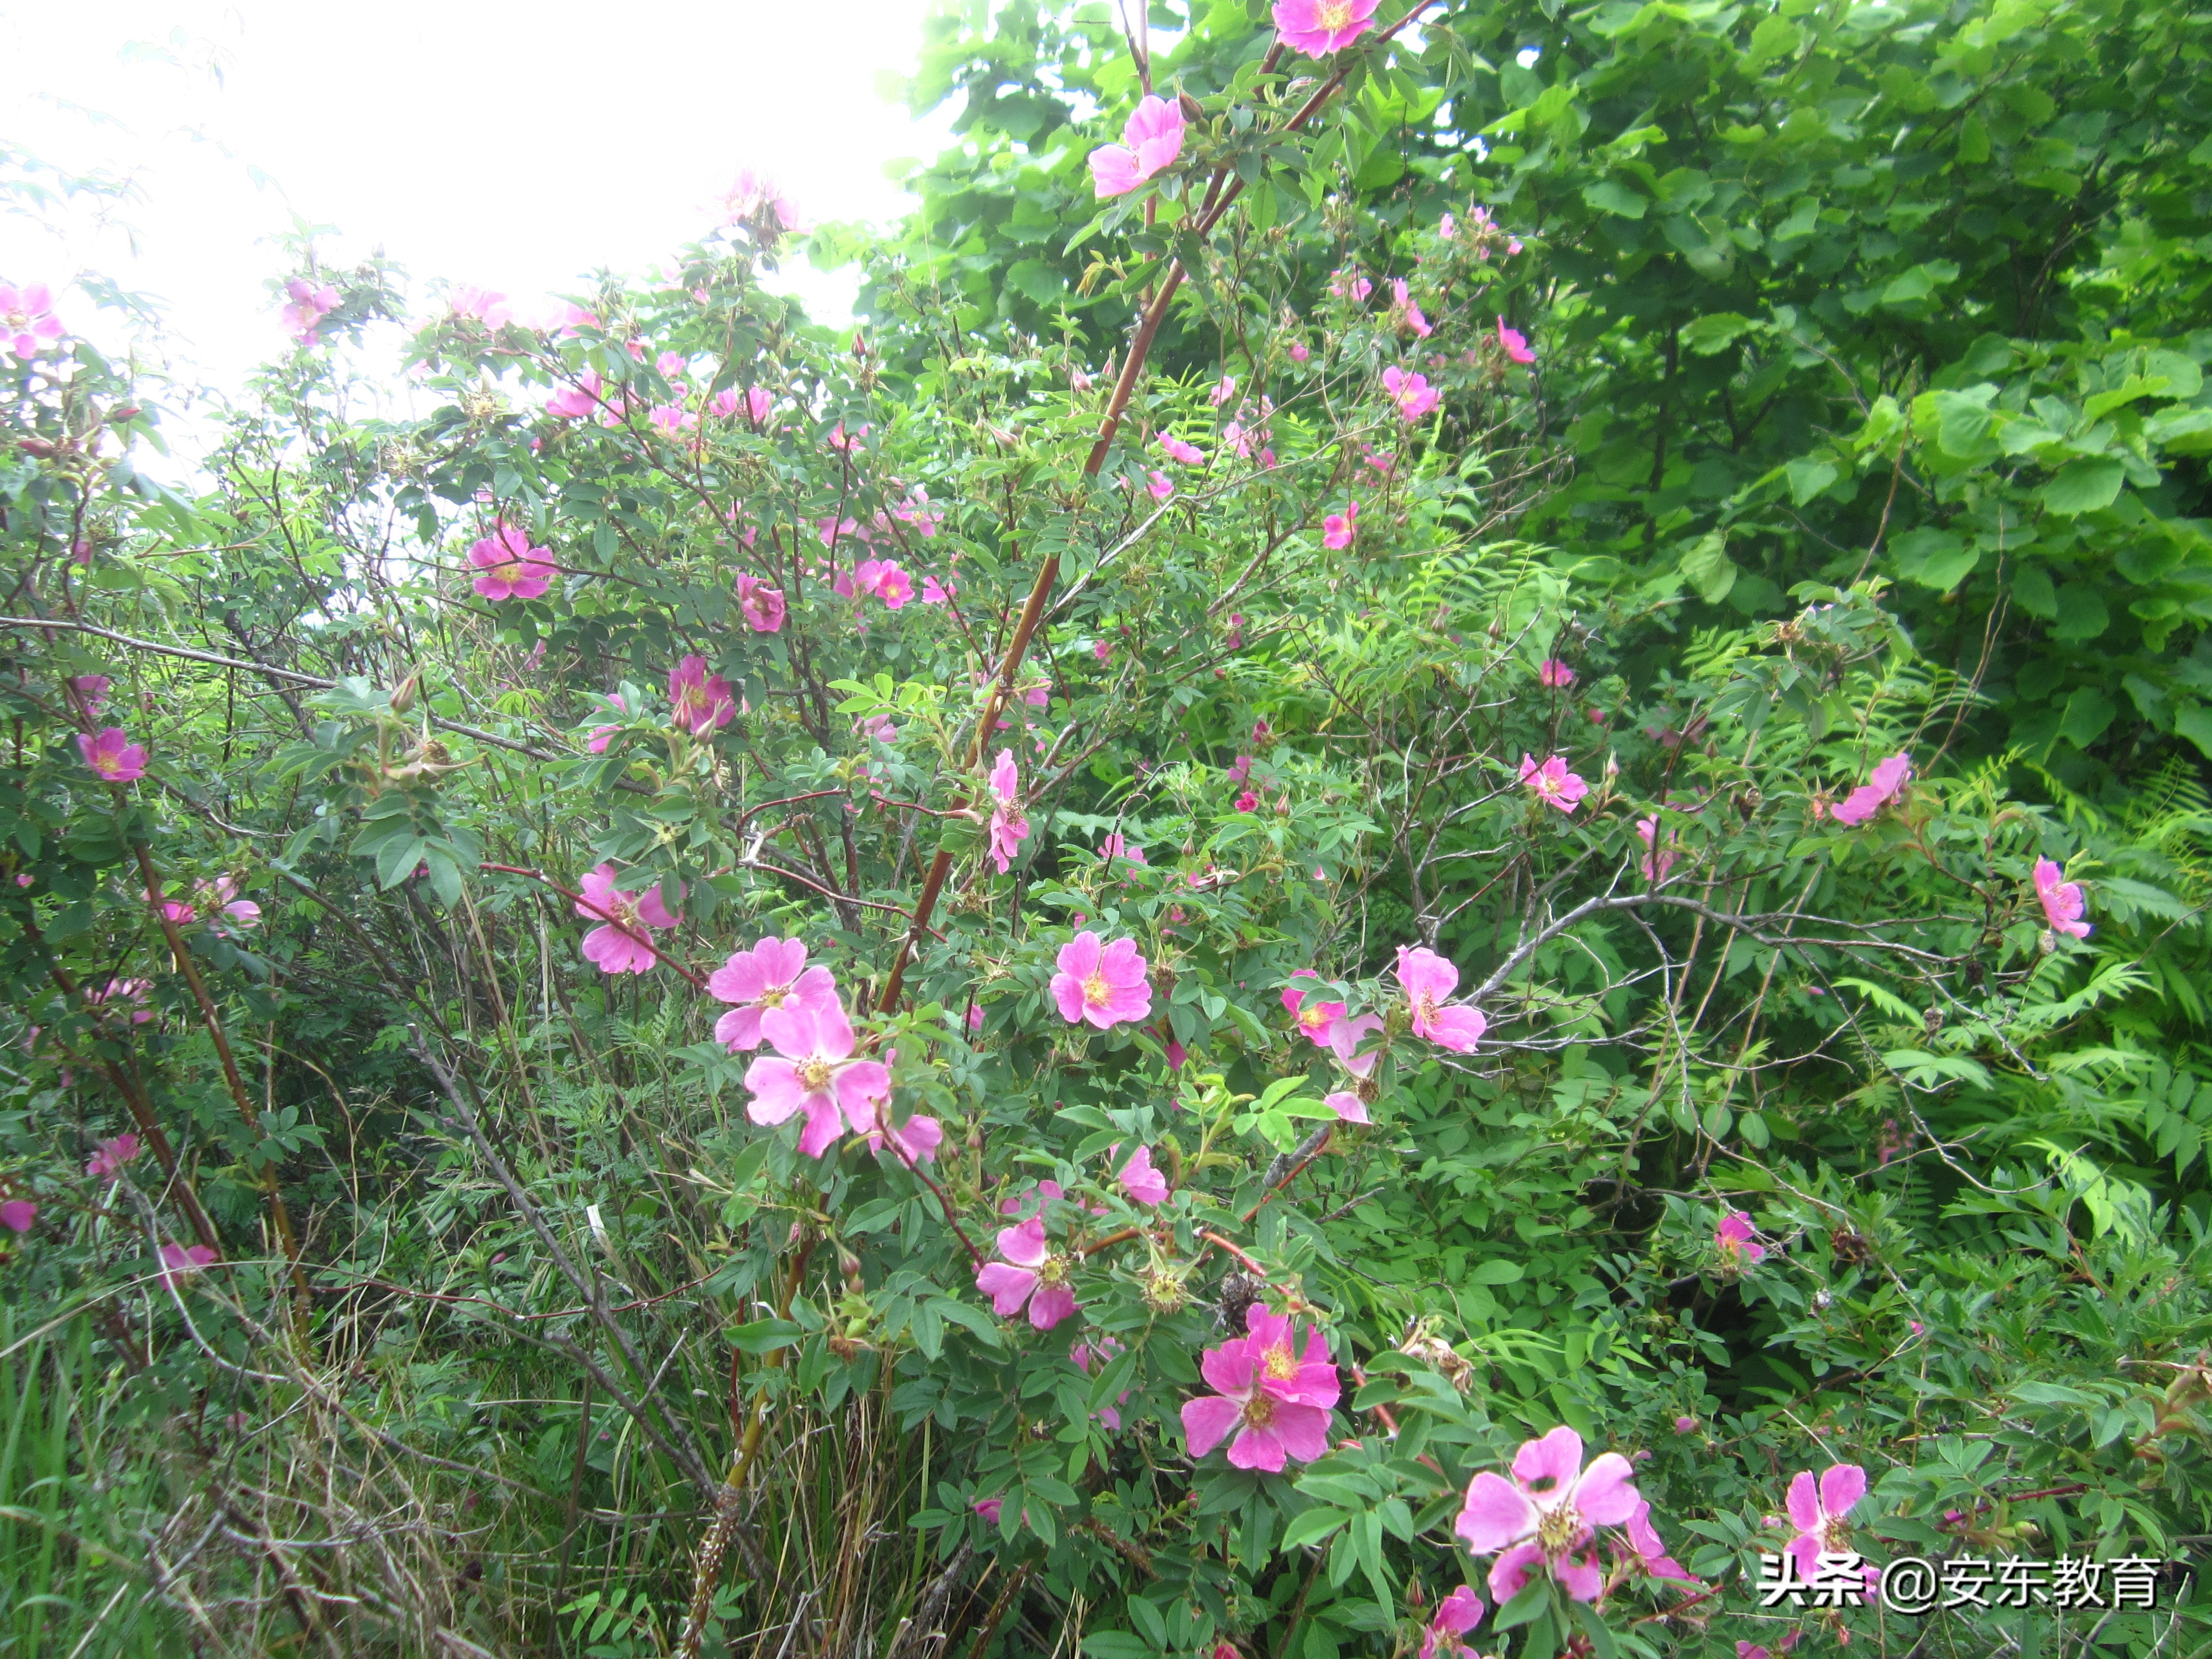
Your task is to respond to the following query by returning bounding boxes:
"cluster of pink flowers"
[1052,931,1154,1027]
[1828,752,1911,827]
[280,277,339,345]
[1389,278,1432,338]
[1091,95,1187,199]
[1182,1305,1340,1470]
[86,1133,143,1181]
[1520,753,1588,812]
[573,864,677,974]
[77,727,148,782]
[0,282,65,359]
[668,655,735,736]
[469,522,554,602]
[978,1214,1078,1328]
[2034,857,2091,938]
[1159,431,1206,467]
[836,557,914,609]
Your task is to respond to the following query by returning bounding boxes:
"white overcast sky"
[1,0,959,429]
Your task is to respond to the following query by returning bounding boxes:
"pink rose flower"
[1625,1499,1698,1583]
[87,978,154,1024]
[1159,432,1206,466]
[77,727,148,782]
[0,1198,35,1234]
[1098,832,1146,866]
[1390,278,1432,338]
[736,573,787,633]
[1455,1425,1640,1604]
[1496,316,1535,364]
[744,1000,890,1159]
[1636,817,1678,881]
[450,285,511,328]
[973,1496,1004,1525]
[1051,931,1154,1028]
[69,674,111,716]
[1328,267,1373,302]
[1323,1089,1370,1124]
[469,523,554,601]
[709,938,839,1051]
[1181,1305,1339,1471]
[1381,364,1440,421]
[0,282,66,359]
[1271,0,1380,55]
[1784,1463,1870,1589]
[573,864,677,975]
[1715,1209,1765,1265]
[85,1133,143,1180]
[1117,1144,1168,1205]
[1538,658,1574,687]
[863,1098,943,1165]
[1519,753,1589,812]
[545,371,603,420]
[1234,787,1259,812]
[1829,752,1911,827]
[975,1215,1079,1329]
[1395,946,1488,1052]
[986,748,1030,874]
[1420,1585,1485,1659]
[159,1241,218,1284]
[668,655,735,737]
[1147,469,1176,500]
[1323,499,1360,550]
[2034,857,2091,938]
[1089,95,1188,198]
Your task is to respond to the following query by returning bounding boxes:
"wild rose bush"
[4,4,2212,1656]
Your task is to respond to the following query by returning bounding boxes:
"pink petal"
[995,1216,1050,1268]
[1513,1426,1585,1496]
[976,1262,1037,1317]
[1554,1552,1605,1603]
[1050,972,1088,1024]
[1454,1472,1538,1553]
[794,1096,845,1157]
[1181,1395,1244,1460]
[1484,1541,1545,1605]
[1028,1284,1078,1329]
[1200,1338,1257,1399]
[1423,1005,1488,1053]
[1569,1452,1640,1526]
[1323,1090,1369,1124]
[833,1061,891,1118]
[1820,1462,1867,1520]
[1268,1400,1332,1463]
[742,1057,805,1125]
[1226,1422,1287,1472]
[714,1006,765,1051]
[1785,1469,1823,1532]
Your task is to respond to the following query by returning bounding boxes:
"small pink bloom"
[2033,857,2091,938]
[1089,95,1188,199]
[1272,0,1380,54]
[77,727,148,782]
[972,1497,1004,1525]
[975,1215,1079,1329]
[1181,1305,1339,1472]
[0,1198,34,1233]
[1328,268,1373,302]
[1519,753,1589,812]
[1381,364,1440,421]
[1098,832,1146,866]
[1829,752,1911,827]
[1234,787,1259,812]
[1159,432,1206,466]
[1288,341,1311,362]
[709,938,839,1052]
[864,1099,943,1165]
[1455,1426,1640,1605]
[1538,658,1574,687]
[1495,316,1535,364]
[1395,946,1487,1053]
[1322,499,1360,550]
[1093,639,1113,663]
[86,978,154,1025]
[70,674,111,714]
[545,371,603,420]
[1674,1415,1699,1434]
[159,1241,218,1284]
[985,748,1030,873]
[1784,1463,1870,1587]
[736,573,786,633]
[1051,931,1154,1029]
[744,1000,890,1159]
[1715,1209,1766,1266]
[573,864,677,975]
[1390,278,1432,338]
[1117,1144,1168,1205]
[967,1003,985,1034]
[718,167,805,233]
[1420,1585,1485,1659]
[469,522,554,601]
[0,282,66,359]
[1146,469,1175,500]
[1636,817,1678,881]
[1439,213,1457,239]
[668,655,735,737]
[86,1133,143,1180]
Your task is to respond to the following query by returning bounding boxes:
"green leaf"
[1580,180,1647,220]
[1890,528,1978,592]
[1466,1259,1525,1285]
[731,1318,802,1354]
[1682,313,1754,355]
[1679,532,1736,603]
[1785,458,1838,505]
[2040,457,2126,516]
